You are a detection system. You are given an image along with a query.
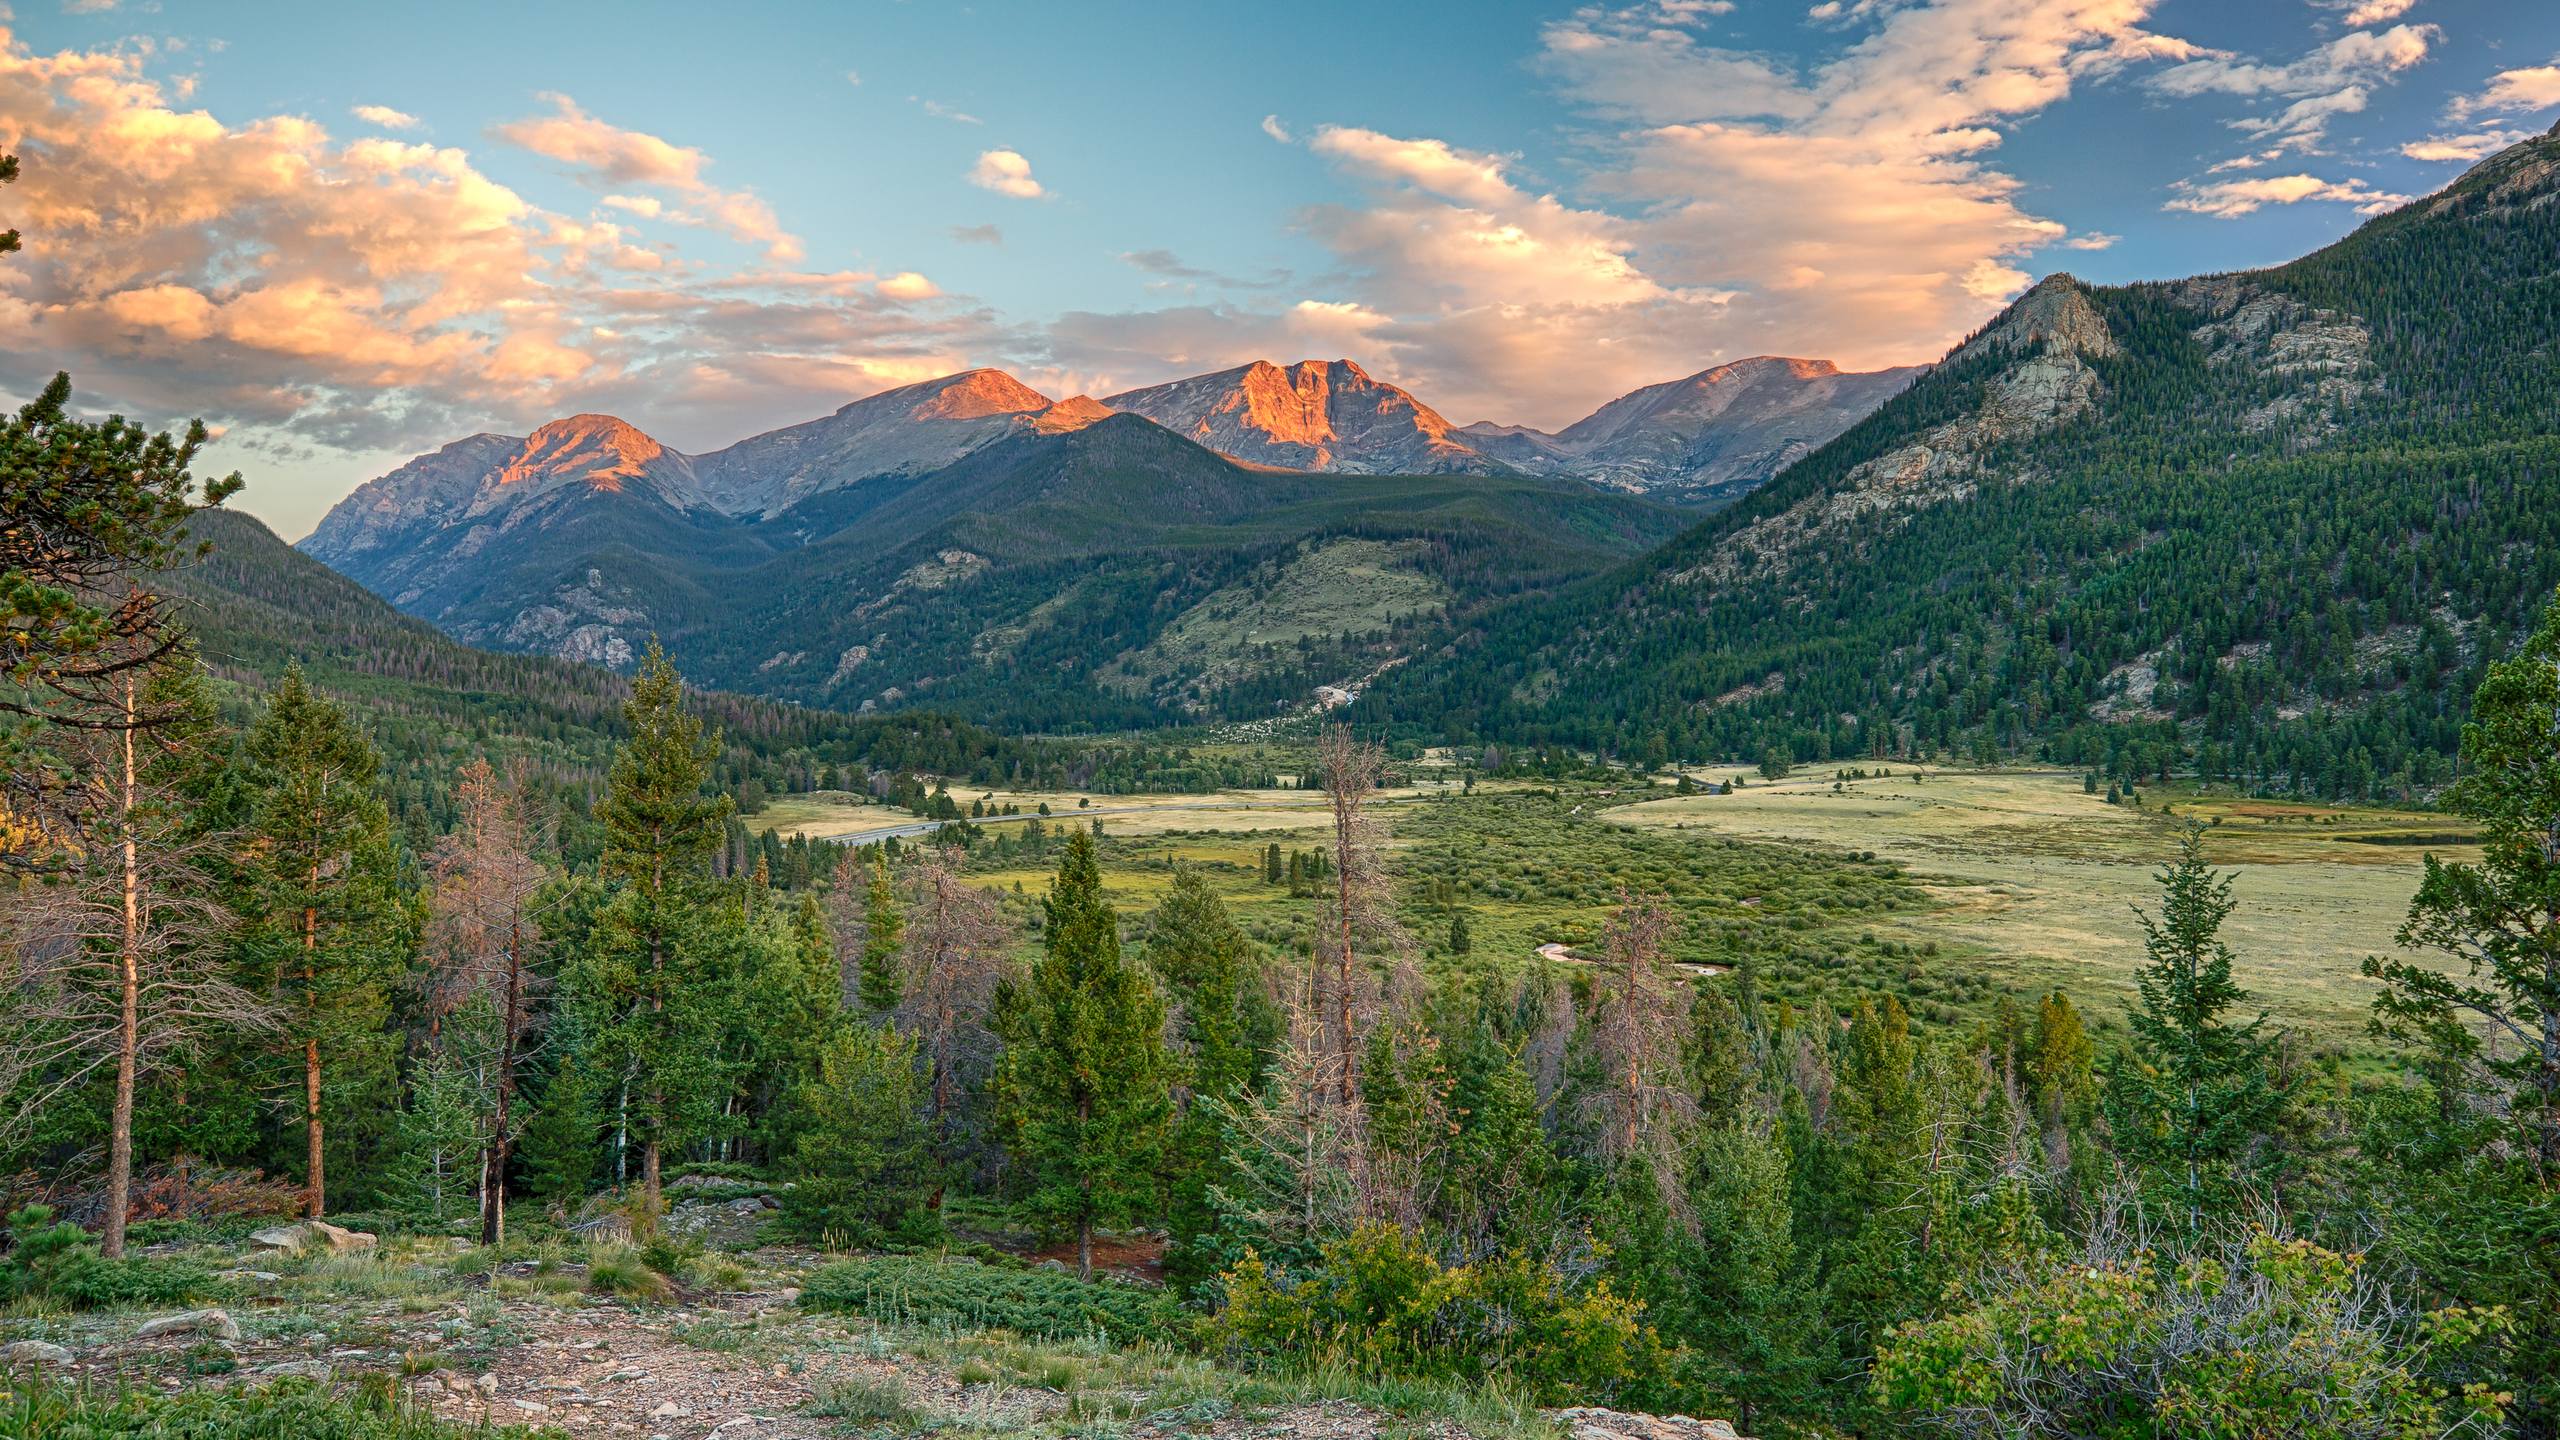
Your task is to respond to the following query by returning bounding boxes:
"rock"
[651,1401,685,1420]
[249,1219,375,1253]
[135,1308,241,1342]
[475,1373,500,1396]
[257,1359,332,1379]
[218,1269,283,1283]
[2,1340,73,1366]
[308,1219,377,1252]
[1553,1406,1747,1440]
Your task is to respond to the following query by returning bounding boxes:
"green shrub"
[583,1246,674,1304]
[1,1205,211,1309]
[1210,1224,1660,1405]
[4,1375,565,1437]
[799,1255,1180,1343]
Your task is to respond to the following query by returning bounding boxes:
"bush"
[800,1255,1180,1343]
[1211,1224,1660,1404]
[583,1245,675,1304]
[2,1205,211,1309]
[4,1375,567,1437]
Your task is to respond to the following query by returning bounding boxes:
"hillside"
[163,509,1253,837]
[1369,123,2560,799]
[303,409,1684,730]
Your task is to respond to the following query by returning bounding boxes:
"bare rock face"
[1679,276,2120,588]
[250,1219,377,1253]
[1105,359,1492,474]
[690,369,1055,517]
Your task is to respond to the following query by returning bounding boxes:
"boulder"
[249,1220,376,1253]
[135,1308,242,1341]
[1553,1407,1746,1440]
[256,1358,332,1379]
[2,1339,73,1366]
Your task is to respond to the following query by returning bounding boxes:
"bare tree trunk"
[303,881,323,1219]
[104,678,141,1258]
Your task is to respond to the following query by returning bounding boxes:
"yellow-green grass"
[743,780,1482,845]
[1616,766,2473,1043]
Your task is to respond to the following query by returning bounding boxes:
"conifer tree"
[585,642,734,1228]
[242,664,405,1218]
[857,855,905,1015]
[2103,826,2283,1226]
[995,830,1171,1278]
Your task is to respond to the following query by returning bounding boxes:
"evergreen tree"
[779,1022,933,1245]
[995,830,1171,1278]
[2103,827,2283,1226]
[1149,869,1277,1288]
[2365,588,2560,1428]
[583,642,735,1228]
[856,856,904,1015]
[242,664,405,1218]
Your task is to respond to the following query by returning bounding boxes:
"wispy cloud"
[494,91,802,261]
[2166,172,2408,217]
[2448,57,2560,119]
[351,104,419,130]
[916,98,983,125]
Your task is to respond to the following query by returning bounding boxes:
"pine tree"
[857,856,905,1015]
[242,664,405,1218]
[995,830,1171,1279]
[1148,869,1277,1286]
[779,1022,932,1245]
[585,642,735,1229]
[2103,826,2283,1226]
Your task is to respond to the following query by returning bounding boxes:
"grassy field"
[1617,765,2473,1044]
[751,763,2465,1047]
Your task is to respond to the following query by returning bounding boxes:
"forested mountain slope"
[164,510,1245,837]
[1369,123,2560,799]
[306,408,1683,731]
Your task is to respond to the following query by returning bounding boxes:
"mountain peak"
[1026,394,1115,435]
[908,368,1053,421]
[1106,357,1480,473]
[509,415,682,495]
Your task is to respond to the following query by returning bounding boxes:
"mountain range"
[278,121,2560,792]
[1371,120,2560,798]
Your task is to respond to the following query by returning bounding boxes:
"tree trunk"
[104,681,142,1259]
[481,919,526,1247]
[303,873,324,1218]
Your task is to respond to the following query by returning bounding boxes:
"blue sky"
[6,0,2556,536]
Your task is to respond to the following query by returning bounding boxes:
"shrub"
[4,1375,566,1437]
[1210,1224,1660,1405]
[1,1205,211,1309]
[583,1245,674,1304]
[799,1255,1180,1343]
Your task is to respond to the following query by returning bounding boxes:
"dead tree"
[1314,726,1398,1104]
[892,852,1010,1191]
[1,670,271,1256]
[1581,892,1698,1217]
[422,757,551,1246]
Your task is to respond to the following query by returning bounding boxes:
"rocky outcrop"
[1104,359,1492,474]
[1553,1406,1750,1440]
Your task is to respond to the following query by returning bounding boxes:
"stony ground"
[0,1222,1749,1440]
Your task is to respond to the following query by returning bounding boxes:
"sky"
[4,0,2556,539]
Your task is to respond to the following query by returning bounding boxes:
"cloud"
[2400,127,2532,162]
[351,104,419,130]
[948,223,1003,245]
[844,69,861,86]
[2335,0,2418,25]
[494,92,802,261]
[1260,114,1292,143]
[0,24,998,532]
[2164,172,2409,217]
[2150,23,2436,153]
[917,98,982,124]
[2061,231,2121,250]
[61,0,117,12]
[1117,248,1292,292]
[967,148,1044,198]
[2449,58,2560,119]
